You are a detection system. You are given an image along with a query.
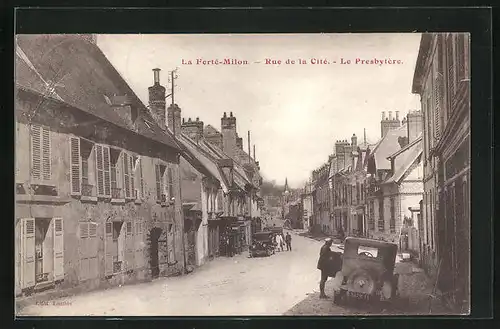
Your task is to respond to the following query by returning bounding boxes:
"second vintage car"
[249,231,275,257]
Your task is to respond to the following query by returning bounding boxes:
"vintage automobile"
[263,226,284,235]
[249,231,275,257]
[333,237,400,304]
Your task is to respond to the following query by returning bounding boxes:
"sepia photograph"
[14,32,470,317]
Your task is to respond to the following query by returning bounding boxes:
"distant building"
[311,163,330,234]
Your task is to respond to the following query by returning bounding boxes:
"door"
[149,227,162,278]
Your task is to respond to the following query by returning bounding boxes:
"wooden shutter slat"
[70,137,81,194]
[53,218,64,281]
[130,156,135,199]
[31,125,41,179]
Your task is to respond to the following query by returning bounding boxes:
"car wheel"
[347,269,377,295]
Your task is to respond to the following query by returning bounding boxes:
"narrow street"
[18,231,333,316]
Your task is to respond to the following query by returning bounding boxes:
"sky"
[97,33,422,188]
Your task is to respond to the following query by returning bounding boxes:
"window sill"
[81,196,98,203]
[111,198,126,204]
[134,199,143,205]
[17,194,72,205]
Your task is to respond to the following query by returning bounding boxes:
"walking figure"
[285,232,292,251]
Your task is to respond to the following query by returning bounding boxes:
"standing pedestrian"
[317,238,333,298]
[285,232,292,251]
[276,233,284,252]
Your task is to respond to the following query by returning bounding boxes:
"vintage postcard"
[14,33,470,316]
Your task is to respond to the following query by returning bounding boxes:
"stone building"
[311,163,330,234]
[300,181,314,231]
[366,112,423,246]
[15,35,185,297]
[412,33,470,313]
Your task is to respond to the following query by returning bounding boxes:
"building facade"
[311,164,330,234]
[15,35,185,297]
[412,33,470,313]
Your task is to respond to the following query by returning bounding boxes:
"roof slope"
[384,137,423,184]
[178,134,230,193]
[370,125,408,170]
[16,34,179,150]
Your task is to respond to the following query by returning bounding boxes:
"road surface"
[18,230,336,316]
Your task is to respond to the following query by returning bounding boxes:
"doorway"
[357,214,364,236]
[149,227,163,278]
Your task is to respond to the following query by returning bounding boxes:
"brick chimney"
[407,110,423,143]
[181,117,204,143]
[167,103,182,136]
[381,111,401,137]
[221,111,237,156]
[148,68,166,129]
[351,134,357,147]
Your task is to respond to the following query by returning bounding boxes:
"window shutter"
[167,167,174,200]
[155,164,161,200]
[53,218,64,281]
[22,218,36,289]
[31,125,41,180]
[42,127,51,180]
[103,146,111,197]
[95,145,104,196]
[125,222,134,271]
[79,222,89,239]
[123,153,130,198]
[70,137,81,195]
[104,222,113,276]
[139,158,144,199]
[434,67,442,140]
[130,156,135,198]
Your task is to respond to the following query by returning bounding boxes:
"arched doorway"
[149,227,163,278]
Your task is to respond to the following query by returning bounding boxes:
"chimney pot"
[223,112,227,118]
[196,117,199,121]
[230,111,233,117]
[389,111,393,120]
[153,68,161,85]
[182,118,185,124]
[396,111,400,121]
[188,117,192,122]
[382,111,386,120]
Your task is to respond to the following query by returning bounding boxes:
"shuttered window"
[31,125,51,180]
[123,153,130,198]
[79,221,98,281]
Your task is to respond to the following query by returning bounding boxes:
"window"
[133,156,144,199]
[110,149,121,199]
[30,125,51,181]
[390,198,396,233]
[80,140,94,197]
[155,163,166,202]
[368,201,375,230]
[378,199,384,231]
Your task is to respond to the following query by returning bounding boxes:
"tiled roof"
[384,136,423,184]
[178,134,230,193]
[15,34,179,151]
[370,125,408,170]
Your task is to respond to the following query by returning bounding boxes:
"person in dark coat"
[285,232,292,251]
[317,238,333,298]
